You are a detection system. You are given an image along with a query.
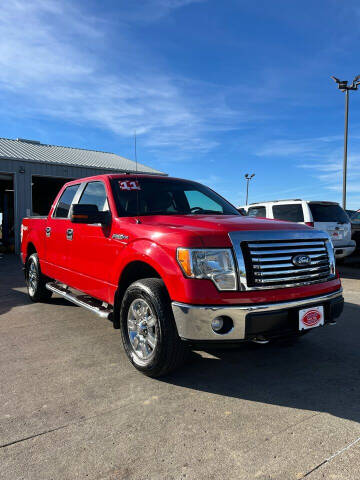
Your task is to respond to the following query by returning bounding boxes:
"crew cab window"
[79,182,109,212]
[247,206,266,217]
[53,184,79,218]
[272,204,304,222]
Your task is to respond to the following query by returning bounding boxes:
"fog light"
[211,317,224,332]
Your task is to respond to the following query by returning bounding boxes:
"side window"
[272,204,304,222]
[78,182,109,212]
[247,206,266,217]
[185,190,223,213]
[53,184,79,218]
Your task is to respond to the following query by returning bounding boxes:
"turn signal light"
[177,248,192,277]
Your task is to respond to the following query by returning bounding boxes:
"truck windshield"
[111,178,240,216]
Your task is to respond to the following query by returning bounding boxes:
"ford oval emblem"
[292,254,311,267]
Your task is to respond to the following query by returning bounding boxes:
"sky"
[0,0,360,209]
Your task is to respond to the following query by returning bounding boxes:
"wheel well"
[113,261,162,329]
[26,243,37,260]
[118,261,161,299]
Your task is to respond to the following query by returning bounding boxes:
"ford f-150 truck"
[21,174,344,377]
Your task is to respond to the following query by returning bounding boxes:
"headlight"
[177,248,237,291]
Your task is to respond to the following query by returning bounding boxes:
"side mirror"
[70,204,111,225]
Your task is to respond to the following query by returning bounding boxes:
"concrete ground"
[1,253,360,480]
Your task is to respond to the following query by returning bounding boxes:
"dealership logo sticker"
[302,309,321,327]
[119,180,141,191]
[299,305,324,330]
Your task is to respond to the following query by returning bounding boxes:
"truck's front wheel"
[25,253,53,302]
[120,278,189,377]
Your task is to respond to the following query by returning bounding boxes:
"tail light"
[305,222,314,227]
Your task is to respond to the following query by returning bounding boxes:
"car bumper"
[172,289,343,342]
[334,241,356,259]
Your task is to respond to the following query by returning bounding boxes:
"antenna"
[134,130,141,223]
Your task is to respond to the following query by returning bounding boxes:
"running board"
[46,282,113,319]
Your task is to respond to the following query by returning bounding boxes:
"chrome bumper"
[172,289,343,341]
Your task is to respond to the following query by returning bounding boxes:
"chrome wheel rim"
[127,298,159,362]
[28,260,37,296]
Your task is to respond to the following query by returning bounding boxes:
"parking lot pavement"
[1,254,360,480]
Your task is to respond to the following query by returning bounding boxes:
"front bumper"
[172,289,343,342]
[334,241,356,259]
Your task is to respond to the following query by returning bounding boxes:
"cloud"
[255,134,360,207]
[255,135,345,158]
[113,0,207,22]
[155,0,205,9]
[0,0,239,158]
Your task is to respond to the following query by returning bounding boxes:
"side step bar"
[46,282,113,319]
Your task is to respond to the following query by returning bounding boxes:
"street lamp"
[331,74,360,209]
[245,173,255,205]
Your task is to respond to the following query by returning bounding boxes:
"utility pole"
[331,75,360,210]
[245,173,255,205]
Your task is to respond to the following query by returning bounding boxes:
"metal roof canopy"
[0,137,164,175]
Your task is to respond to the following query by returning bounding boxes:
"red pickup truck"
[21,174,343,377]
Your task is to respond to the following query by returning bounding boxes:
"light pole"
[245,173,255,205]
[331,75,360,210]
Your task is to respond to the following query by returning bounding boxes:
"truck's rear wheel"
[120,278,189,377]
[25,253,53,302]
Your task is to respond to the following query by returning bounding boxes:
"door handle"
[45,227,51,237]
[66,228,73,241]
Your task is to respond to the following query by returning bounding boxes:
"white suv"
[239,199,356,260]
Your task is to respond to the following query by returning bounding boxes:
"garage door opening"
[0,173,14,252]
[32,176,73,216]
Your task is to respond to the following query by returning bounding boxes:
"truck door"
[69,180,114,301]
[44,183,80,283]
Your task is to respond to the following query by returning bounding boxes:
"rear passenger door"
[44,183,80,282]
[69,181,113,301]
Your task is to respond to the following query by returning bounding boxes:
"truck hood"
[138,214,314,247]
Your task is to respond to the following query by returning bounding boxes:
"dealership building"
[0,137,164,253]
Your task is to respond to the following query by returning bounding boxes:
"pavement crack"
[0,425,68,449]
[301,435,360,478]
[0,398,139,449]
[242,412,320,455]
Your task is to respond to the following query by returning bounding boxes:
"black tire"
[25,253,53,302]
[120,278,189,377]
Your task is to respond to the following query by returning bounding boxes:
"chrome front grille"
[228,230,336,291]
[245,239,331,288]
